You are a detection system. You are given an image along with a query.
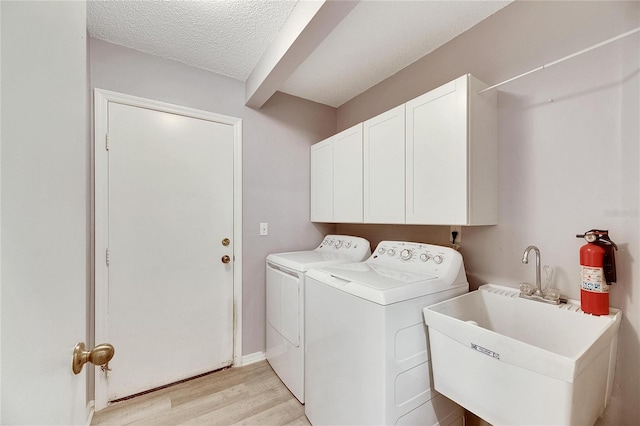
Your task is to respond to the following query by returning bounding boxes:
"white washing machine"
[305,241,468,426]
[266,235,371,403]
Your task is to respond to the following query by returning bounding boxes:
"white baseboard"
[237,351,266,366]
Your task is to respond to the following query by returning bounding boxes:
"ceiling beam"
[245,0,358,109]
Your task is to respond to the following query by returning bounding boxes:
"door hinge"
[105,133,110,151]
[106,248,110,266]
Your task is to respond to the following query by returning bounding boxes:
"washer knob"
[345,241,352,248]
[433,254,444,264]
[334,240,344,249]
[400,249,412,260]
[378,247,385,254]
[387,249,396,257]
[420,253,430,262]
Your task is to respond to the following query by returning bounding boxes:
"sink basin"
[423,284,621,426]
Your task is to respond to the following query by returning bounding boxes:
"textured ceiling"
[87,0,297,81]
[87,0,513,108]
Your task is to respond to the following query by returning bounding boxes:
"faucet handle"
[519,282,533,296]
[543,265,554,289]
[543,287,561,302]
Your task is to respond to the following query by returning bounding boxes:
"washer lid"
[307,263,463,305]
[326,262,436,287]
[267,251,357,272]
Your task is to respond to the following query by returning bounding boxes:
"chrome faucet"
[520,245,565,305]
[522,245,542,296]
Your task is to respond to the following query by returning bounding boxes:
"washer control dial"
[420,253,430,262]
[387,249,396,257]
[433,254,444,264]
[377,247,385,254]
[400,249,412,260]
[334,240,344,249]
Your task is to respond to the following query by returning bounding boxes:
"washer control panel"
[369,241,455,272]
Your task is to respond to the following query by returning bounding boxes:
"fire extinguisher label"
[581,266,608,293]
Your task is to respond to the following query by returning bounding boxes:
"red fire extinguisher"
[576,229,617,315]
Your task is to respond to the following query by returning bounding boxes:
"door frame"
[92,89,243,410]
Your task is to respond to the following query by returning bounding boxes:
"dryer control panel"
[317,235,371,258]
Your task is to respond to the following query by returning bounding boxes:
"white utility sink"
[423,284,622,426]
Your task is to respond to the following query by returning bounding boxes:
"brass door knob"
[72,342,115,374]
[221,255,231,264]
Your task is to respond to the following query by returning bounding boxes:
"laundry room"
[1,1,639,425]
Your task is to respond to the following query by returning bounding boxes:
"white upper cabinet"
[310,74,497,225]
[406,74,497,225]
[310,138,333,222]
[333,124,364,222]
[363,105,406,224]
[310,123,363,223]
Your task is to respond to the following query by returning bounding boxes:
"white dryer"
[266,235,370,403]
[305,241,468,426]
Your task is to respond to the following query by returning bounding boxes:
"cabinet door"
[406,76,468,224]
[363,105,406,223]
[333,123,363,223]
[310,139,334,222]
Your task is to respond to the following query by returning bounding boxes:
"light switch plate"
[260,223,268,236]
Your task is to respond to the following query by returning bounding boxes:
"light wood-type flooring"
[91,361,311,426]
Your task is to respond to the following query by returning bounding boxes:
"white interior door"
[94,91,242,409]
[2,2,88,424]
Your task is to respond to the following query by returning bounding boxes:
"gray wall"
[89,38,336,357]
[337,2,639,425]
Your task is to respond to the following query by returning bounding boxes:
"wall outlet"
[260,222,268,236]
[450,226,462,243]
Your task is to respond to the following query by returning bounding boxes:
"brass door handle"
[221,255,231,264]
[72,342,115,374]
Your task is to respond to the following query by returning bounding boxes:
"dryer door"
[266,262,301,346]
